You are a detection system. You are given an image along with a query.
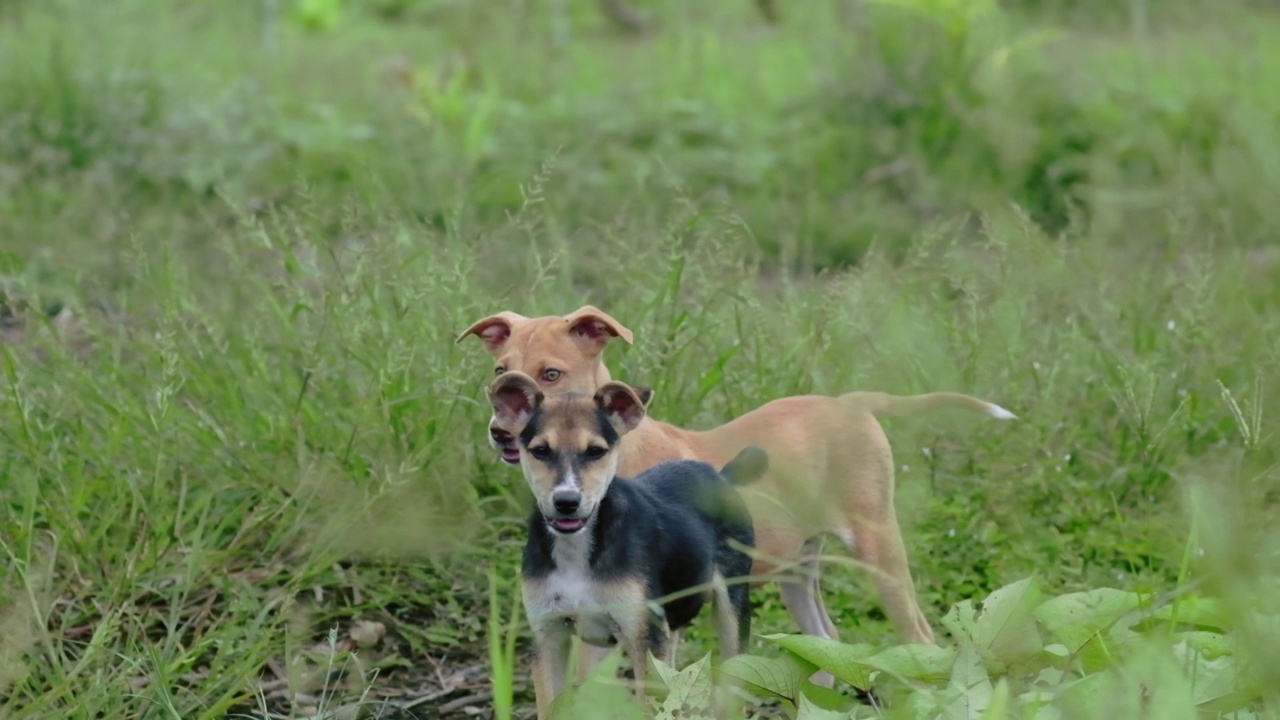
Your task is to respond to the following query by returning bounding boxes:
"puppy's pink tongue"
[552,518,585,533]
[502,449,521,464]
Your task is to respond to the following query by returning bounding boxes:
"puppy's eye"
[494,366,507,376]
[542,369,561,383]
[582,446,608,460]
[529,445,554,460]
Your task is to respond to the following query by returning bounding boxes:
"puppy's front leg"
[575,641,614,684]
[532,624,572,720]
[624,615,669,706]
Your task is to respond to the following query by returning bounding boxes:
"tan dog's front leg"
[845,516,934,645]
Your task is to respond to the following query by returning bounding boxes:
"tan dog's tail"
[842,391,1018,421]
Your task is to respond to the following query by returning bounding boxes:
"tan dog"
[458,306,1016,658]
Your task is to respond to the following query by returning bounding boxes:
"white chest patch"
[525,532,620,647]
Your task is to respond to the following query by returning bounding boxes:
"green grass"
[1,0,1278,717]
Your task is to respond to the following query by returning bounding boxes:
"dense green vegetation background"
[0,0,1277,717]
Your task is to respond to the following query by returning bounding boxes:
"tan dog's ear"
[487,371,543,431]
[596,382,647,433]
[456,311,530,354]
[563,306,633,356]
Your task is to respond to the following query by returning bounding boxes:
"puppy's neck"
[549,516,597,571]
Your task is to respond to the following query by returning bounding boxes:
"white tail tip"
[985,404,1018,420]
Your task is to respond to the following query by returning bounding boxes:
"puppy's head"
[486,371,649,534]
[457,306,635,465]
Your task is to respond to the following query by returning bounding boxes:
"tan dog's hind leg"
[811,578,840,638]
[838,516,934,644]
[792,536,839,637]
[830,395,939,644]
[778,538,839,687]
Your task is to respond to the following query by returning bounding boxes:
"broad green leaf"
[550,647,647,720]
[949,641,988,689]
[1032,587,1145,654]
[799,682,856,714]
[973,577,1044,667]
[1072,615,1161,676]
[655,653,713,719]
[980,678,1011,720]
[1191,660,1254,715]
[860,643,957,685]
[762,634,878,689]
[720,652,816,702]
[1177,630,1233,660]
[1147,596,1234,632]
[1029,665,1066,686]
[1170,641,1259,715]
[941,599,980,644]
[1013,691,1067,720]
[648,653,680,688]
[1048,670,1111,719]
[1041,643,1070,659]
[796,692,853,720]
[1053,641,1196,720]
[1199,689,1265,717]
[940,642,992,720]
[892,684,958,720]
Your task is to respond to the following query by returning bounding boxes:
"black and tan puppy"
[486,371,765,718]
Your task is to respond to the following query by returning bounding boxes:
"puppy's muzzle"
[552,489,580,515]
[488,421,520,465]
[547,489,587,534]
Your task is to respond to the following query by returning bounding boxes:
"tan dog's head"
[486,371,648,534]
[458,306,634,464]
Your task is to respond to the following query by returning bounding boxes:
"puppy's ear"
[631,386,655,409]
[596,382,647,433]
[487,371,543,431]
[563,306,634,356]
[456,311,530,354]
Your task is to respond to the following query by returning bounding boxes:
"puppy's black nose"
[552,489,581,515]
[490,425,515,443]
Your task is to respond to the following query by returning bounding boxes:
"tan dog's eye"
[542,369,561,383]
[530,445,553,461]
[494,366,506,376]
[582,446,608,461]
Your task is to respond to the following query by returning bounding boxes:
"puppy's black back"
[630,460,756,630]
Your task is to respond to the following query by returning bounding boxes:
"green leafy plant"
[715,577,1269,719]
